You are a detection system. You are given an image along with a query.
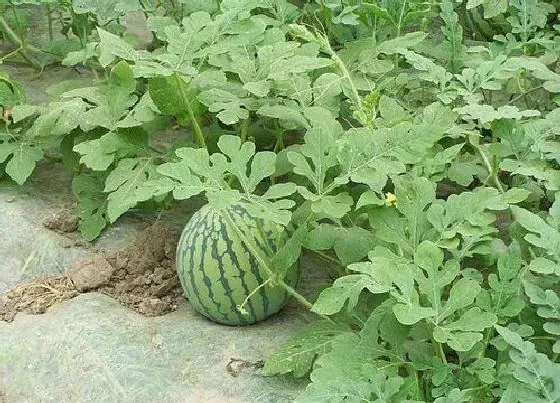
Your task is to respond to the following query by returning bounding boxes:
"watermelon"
[176,203,300,325]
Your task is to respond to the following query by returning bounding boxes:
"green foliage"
[1,0,560,400]
[496,325,560,401]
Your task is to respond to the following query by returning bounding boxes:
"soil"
[0,221,184,322]
[42,208,79,233]
[99,221,184,316]
[41,207,90,248]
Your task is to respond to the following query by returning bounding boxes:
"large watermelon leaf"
[156,134,297,226]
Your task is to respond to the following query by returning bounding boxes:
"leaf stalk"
[172,72,205,148]
[475,144,505,193]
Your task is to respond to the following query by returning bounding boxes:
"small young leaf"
[72,172,108,241]
[96,28,139,67]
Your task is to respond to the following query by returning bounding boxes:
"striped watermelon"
[176,203,300,325]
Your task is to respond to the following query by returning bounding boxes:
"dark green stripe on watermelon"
[199,212,235,323]
[216,217,258,323]
[208,211,250,325]
[225,208,270,317]
[176,203,300,326]
[224,206,271,316]
[178,209,216,320]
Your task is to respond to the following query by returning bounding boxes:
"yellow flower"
[385,192,397,207]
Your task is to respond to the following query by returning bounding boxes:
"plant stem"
[394,0,407,68]
[81,23,87,48]
[240,118,249,143]
[173,72,205,148]
[138,0,151,20]
[437,342,447,364]
[238,278,272,312]
[414,369,425,401]
[222,211,331,321]
[310,250,345,274]
[0,15,42,69]
[478,328,494,360]
[46,5,54,42]
[507,85,544,106]
[319,33,362,112]
[529,336,558,342]
[9,1,22,36]
[273,121,284,152]
[0,47,21,62]
[282,282,314,309]
[476,145,505,193]
[396,0,407,37]
[461,2,477,40]
[311,250,340,266]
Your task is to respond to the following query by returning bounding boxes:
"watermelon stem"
[280,282,312,310]
[281,283,335,324]
[237,278,272,315]
[239,118,249,143]
[223,210,333,322]
[310,250,345,275]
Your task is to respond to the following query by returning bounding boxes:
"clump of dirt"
[98,221,184,316]
[68,254,115,291]
[42,208,79,233]
[0,276,79,322]
[1,221,185,322]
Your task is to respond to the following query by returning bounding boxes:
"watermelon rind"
[176,203,300,325]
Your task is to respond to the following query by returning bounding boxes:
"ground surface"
[0,293,308,403]
[0,14,332,401]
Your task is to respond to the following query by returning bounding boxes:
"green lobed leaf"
[104,157,167,223]
[72,171,109,241]
[0,143,44,185]
[495,325,560,402]
[264,320,351,378]
[73,129,148,171]
[511,206,560,259]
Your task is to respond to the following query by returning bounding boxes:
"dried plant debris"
[226,358,265,378]
[0,275,78,322]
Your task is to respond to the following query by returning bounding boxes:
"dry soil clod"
[67,254,115,292]
[42,208,79,233]
[97,221,183,316]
